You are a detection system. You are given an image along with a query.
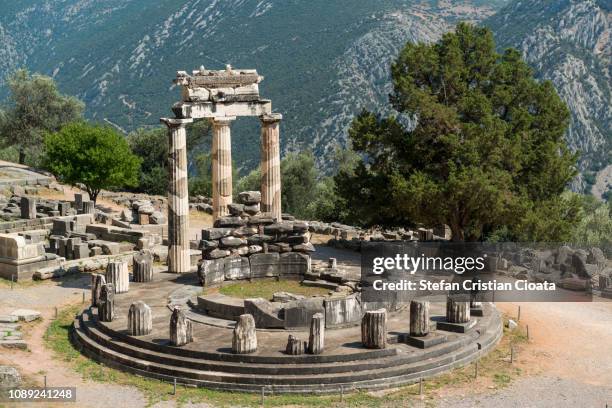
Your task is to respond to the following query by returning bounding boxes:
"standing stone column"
[170,307,193,347]
[20,197,36,219]
[106,261,129,294]
[211,117,235,220]
[232,314,257,354]
[98,283,115,322]
[409,300,430,337]
[91,274,106,307]
[260,114,282,221]
[446,297,470,323]
[133,250,154,282]
[161,118,193,274]
[308,312,325,354]
[361,309,387,349]
[127,301,153,336]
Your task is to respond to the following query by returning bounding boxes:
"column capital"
[211,116,237,126]
[160,117,193,128]
[260,113,282,124]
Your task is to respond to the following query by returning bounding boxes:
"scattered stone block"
[244,298,284,328]
[150,211,166,224]
[82,201,95,215]
[214,217,246,228]
[0,315,18,324]
[74,243,90,259]
[284,298,325,329]
[361,309,387,349]
[127,301,153,336]
[170,307,193,347]
[0,340,27,350]
[237,191,261,205]
[20,197,36,219]
[324,294,361,328]
[273,292,305,302]
[10,309,41,322]
[0,365,21,388]
[197,259,225,286]
[232,314,257,354]
[507,319,518,330]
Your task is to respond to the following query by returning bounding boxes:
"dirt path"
[1,249,611,407]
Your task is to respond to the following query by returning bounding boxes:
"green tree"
[0,69,84,165]
[127,120,211,195]
[44,122,141,203]
[280,152,318,217]
[336,23,578,241]
[572,195,612,250]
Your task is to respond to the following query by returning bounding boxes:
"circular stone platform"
[71,271,503,394]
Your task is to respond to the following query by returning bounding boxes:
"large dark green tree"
[44,122,141,203]
[336,23,579,241]
[0,70,84,165]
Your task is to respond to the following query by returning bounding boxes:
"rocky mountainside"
[486,0,611,193]
[1,0,609,192]
[0,0,502,171]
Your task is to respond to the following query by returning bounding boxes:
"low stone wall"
[196,291,362,330]
[198,252,311,285]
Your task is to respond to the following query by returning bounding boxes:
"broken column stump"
[308,312,325,354]
[97,283,115,322]
[91,274,106,307]
[133,250,154,282]
[106,261,129,294]
[20,197,36,219]
[409,300,430,337]
[232,314,257,354]
[170,307,193,347]
[446,297,470,323]
[361,309,387,349]
[127,301,152,336]
[285,334,306,355]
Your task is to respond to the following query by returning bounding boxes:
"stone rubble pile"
[0,309,41,350]
[493,245,611,291]
[197,191,315,285]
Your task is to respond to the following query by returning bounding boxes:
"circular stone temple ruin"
[70,65,503,394]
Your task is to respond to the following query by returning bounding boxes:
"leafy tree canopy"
[44,122,141,203]
[0,69,84,165]
[335,23,578,241]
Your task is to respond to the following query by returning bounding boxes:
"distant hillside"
[486,0,611,192]
[2,0,609,193]
[0,0,502,172]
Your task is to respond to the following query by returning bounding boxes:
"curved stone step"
[79,312,472,376]
[73,313,499,388]
[72,314,502,394]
